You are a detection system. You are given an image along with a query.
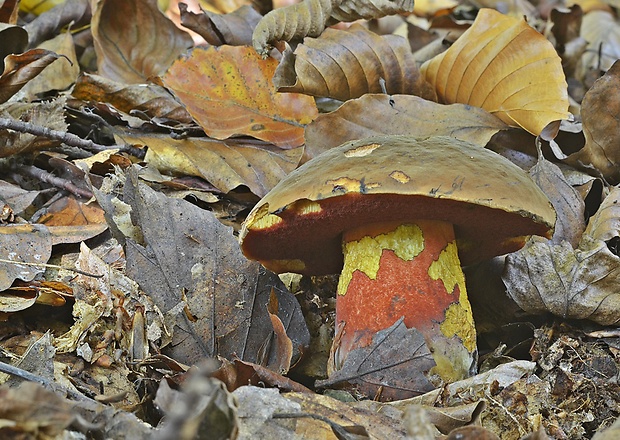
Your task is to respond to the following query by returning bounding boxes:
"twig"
[0,360,97,404]
[0,258,104,278]
[18,164,94,199]
[0,117,120,153]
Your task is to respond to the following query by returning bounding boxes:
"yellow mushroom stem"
[332,220,477,383]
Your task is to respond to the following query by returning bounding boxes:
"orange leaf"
[163,45,317,148]
[420,8,569,135]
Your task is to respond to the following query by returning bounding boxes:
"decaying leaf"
[72,73,194,125]
[252,0,414,56]
[179,4,261,46]
[163,45,317,148]
[0,48,62,103]
[273,24,436,101]
[117,130,303,197]
[317,319,436,401]
[91,0,193,84]
[420,8,569,135]
[304,94,508,160]
[213,358,313,393]
[0,224,52,291]
[528,151,585,246]
[503,235,620,325]
[584,186,620,242]
[563,60,620,183]
[119,168,310,366]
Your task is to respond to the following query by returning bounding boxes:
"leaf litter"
[1,0,620,438]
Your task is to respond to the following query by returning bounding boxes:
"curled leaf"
[252,0,414,56]
[584,186,620,243]
[274,24,436,101]
[0,49,61,104]
[420,8,569,135]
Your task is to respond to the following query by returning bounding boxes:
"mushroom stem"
[332,220,477,384]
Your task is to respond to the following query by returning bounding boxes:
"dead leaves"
[273,24,436,101]
[252,0,414,56]
[163,45,318,148]
[420,9,569,135]
[91,0,193,84]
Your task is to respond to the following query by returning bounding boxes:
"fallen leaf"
[21,30,79,98]
[304,94,508,160]
[528,152,585,246]
[317,319,437,401]
[0,23,28,69]
[0,224,52,291]
[252,0,414,56]
[163,45,317,148]
[72,73,194,124]
[265,289,294,374]
[0,49,62,103]
[0,382,76,437]
[579,10,620,79]
[564,60,620,183]
[91,0,193,84]
[179,4,261,46]
[120,168,310,366]
[584,186,620,242]
[503,236,620,325]
[118,130,303,197]
[213,358,313,393]
[420,8,569,135]
[273,24,436,101]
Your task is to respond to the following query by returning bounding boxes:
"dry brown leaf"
[317,319,436,401]
[0,49,62,104]
[273,24,436,101]
[265,289,294,374]
[23,0,92,48]
[72,73,194,124]
[91,0,193,84]
[252,0,414,56]
[0,23,27,67]
[564,60,620,183]
[0,224,52,292]
[584,186,620,242]
[119,130,302,197]
[304,94,508,160]
[163,45,317,148]
[420,8,569,135]
[119,169,310,366]
[528,152,585,247]
[21,31,79,98]
[503,236,620,325]
[179,4,261,46]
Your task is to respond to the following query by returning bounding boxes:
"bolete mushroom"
[239,135,555,398]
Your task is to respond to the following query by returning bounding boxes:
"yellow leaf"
[420,8,569,135]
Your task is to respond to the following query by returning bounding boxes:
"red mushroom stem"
[332,220,477,383]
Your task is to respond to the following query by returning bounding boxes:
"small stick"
[0,258,104,278]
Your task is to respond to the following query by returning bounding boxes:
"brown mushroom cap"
[240,135,555,275]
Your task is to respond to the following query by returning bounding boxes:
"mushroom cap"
[240,135,555,275]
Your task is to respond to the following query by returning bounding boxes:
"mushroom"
[239,135,555,398]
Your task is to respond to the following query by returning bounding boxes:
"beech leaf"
[304,94,508,160]
[0,49,62,104]
[420,8,569,136]
[273,24,436,101]
[91,0,193,84]
[252,0,414,56]
[163,45,317,148]
[563,60,620,183]
[118,131,302,197]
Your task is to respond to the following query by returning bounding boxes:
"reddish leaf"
[163,45,318,148]
[0,49,62,103]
